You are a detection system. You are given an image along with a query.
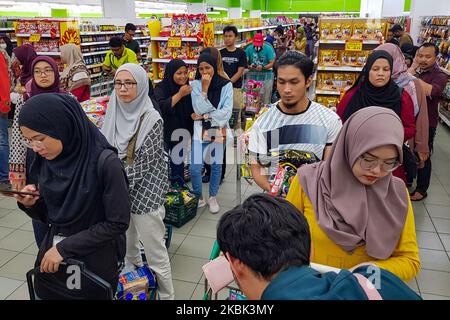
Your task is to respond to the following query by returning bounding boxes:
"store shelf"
[319,39,381,44]
[83,50,109,57]
[152,36,199,42]
[91,80,113,89]
[439,108,450,127]
[16,33,60,38]
[440,67,450,76]
[36,51,60,56]
[134,36,151,40]
[317,66,363,72]
[216,41,246,50]
[87,63,103,69]
[140,44,149,48]
[81,41,109,46]
[80,31,124,36]
[153,58,197,64]
[213,23,297,35]
[315,89,341,95]
[0,28,15,32]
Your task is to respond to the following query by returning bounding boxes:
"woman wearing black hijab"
[154,59,194,185]
[15,93,130,299]
[336,50,416,182]
[190,53,232,214]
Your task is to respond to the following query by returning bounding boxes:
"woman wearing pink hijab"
[287,107,420,282]
[374,43,430,187]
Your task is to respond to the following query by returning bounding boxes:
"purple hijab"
[13,44,37,86]
[298,107,409,260]
[29,56,63,99]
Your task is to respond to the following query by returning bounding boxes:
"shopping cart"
[241,70,275,115]
[91,72,114,98]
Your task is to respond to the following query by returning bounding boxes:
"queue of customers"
[0,22,447,300]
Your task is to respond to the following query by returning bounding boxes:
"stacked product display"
[438,78,450,127]
[314,17,386,109]
[418,16,450,74]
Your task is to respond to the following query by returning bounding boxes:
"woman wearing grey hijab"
[287,107,420,282]
[101,63,174,300]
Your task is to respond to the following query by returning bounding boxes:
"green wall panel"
[266,0,360,12]
[404,0,411,11]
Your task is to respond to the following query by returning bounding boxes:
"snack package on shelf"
[341,50,369,67]
[341,22,353,40]
[352,22,365,39]
[172,44,189,60]
[186,14,207,37]
[330,22,343,40]
[320,22,331,39]
[316,95,340,111]
[171,15,187,37]
[116,265,157,300]
[319,50,340,66]
[158,42,173,59]
[158,63,167,80]
[188,42,202,60]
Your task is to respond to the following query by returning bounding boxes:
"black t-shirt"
[220,47,247,88]
[124,38,141,55]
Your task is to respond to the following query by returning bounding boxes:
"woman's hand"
[40,246,64,273]
[201,74,212,92]
[191,113,204,121]
[178,84,192,98]
[13,184,40,208]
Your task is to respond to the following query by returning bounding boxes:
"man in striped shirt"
[248,51,342,192]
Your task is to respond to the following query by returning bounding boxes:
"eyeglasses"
[33,68,54,76]
[114,81,137,90]
[21,138,45,150]
[359,154,401,172]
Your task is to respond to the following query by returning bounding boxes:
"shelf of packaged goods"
[140,44,150,48]
[317,66,363,72]
[81,41,109,46]
[152,37,199,42]
[16,33,60,38]
[216,42,246,50]
[134,36,151,40]
[80,30,143,36]
[83,50,109,57]
[214,25,276,35]
[36,52,60,56]
[87,63,103,69]
[11,39,17,43]
[0,28,15,32]
[315,89,341,95]
[440,67,450,76]
[439,108,450,127]
[319,39,382,44]
[91,80,113,89]
[153,58,197,64]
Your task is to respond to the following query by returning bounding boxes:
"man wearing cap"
[390,24,413,48]
[245,33,276,72]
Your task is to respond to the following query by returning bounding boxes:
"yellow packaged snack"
[343,73,357,91]
[352,23,365,39]
[327,97,339,109]
[341,51,357,66]
[342,23,353,40]
[331,23,342,39]
[316,96,325,105]
[320,50,340,66]
[374,22,385,40]
[321,22,331,39]
[356,51,369,66]
[322,73,337,91]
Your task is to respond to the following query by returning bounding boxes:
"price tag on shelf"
[345,40,363,52]
[142,29,148,36]
[168,37,182,48]
[29,34,41,42]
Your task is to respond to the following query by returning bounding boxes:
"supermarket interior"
[0,0,450,301]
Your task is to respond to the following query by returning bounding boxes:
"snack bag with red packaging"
[171,14,187,37]
[188,42,202,60]
[158,42,172,59]
[186,14,206,37]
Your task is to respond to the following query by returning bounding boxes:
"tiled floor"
[1,123,450,300]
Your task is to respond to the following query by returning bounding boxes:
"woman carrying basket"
[102,63,175,300]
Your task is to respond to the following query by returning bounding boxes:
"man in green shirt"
[102,36,138,76]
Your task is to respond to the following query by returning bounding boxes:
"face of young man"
[276,65,312,109]
[224,31,236,47]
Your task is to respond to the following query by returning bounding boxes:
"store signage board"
[203,22,215,48]
[345,40,363,51]
[60,21,80,46]
[168,38,182,48]
[29,34,41,42]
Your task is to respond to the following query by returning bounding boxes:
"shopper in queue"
[102,63,175,300]
[218,193,421,300]
[248,51,342,192]
[190,53,233,214]
[102,36,138,76]
[60,44,91,102]
[15,93,130,299]
[337,50,416,183]
[154,59,194,185]
[287,107,420,282]
[123,23,141,61]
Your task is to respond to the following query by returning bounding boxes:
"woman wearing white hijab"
[102,63,174,300]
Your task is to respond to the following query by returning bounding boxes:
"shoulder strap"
[126,114,145,166]
[353,273,383,300]
[97,149,115,185]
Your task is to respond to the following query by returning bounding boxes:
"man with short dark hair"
[408,43,448,201]
[390,24,413,48]
[217,194,422,300]
[220,25,247,129]
[102,36,138,75]
[123,23,141,61]
[248,51,342,191]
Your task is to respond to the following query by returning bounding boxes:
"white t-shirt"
[248,101,342,176]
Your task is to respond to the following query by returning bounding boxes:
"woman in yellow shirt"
[286,107,420,282]
[294,27,307,54]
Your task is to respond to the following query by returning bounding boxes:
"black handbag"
[402,143,418,182]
